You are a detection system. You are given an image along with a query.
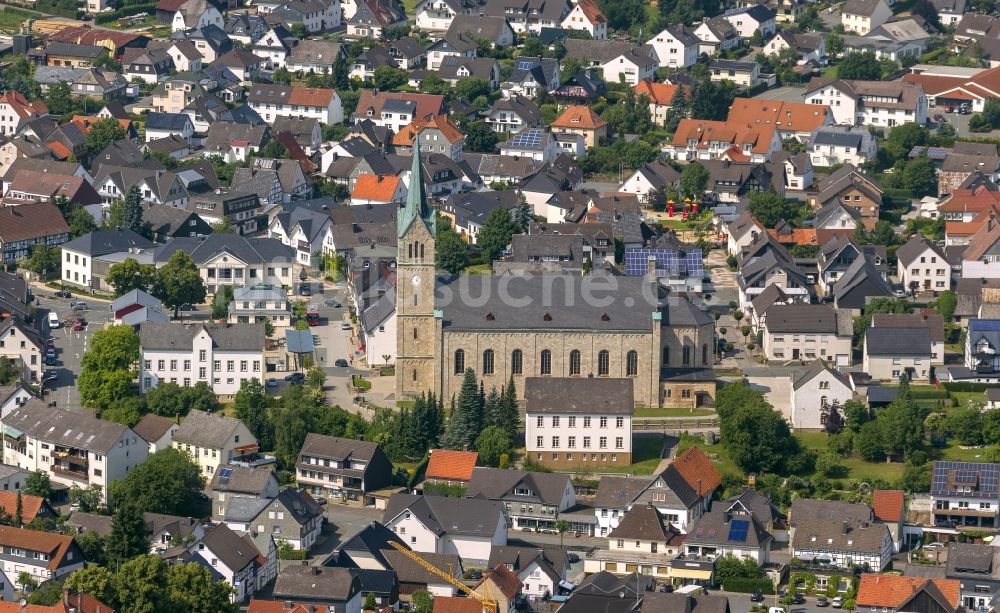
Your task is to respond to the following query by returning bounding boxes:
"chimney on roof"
[842,519,849,534]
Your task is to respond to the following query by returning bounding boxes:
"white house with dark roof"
[140,323,267,397]
[789,360,855,429]
[932,461,1000,531]
[488,546,567,598]
[188,523,274,602]
[790,498,893,570]
[382,493,507,565]
[152,234,297,296]
[60,229,155,292]
[762,304,853,364]
[171,408,259,476]
[863,326,933,381]
[842,0,892,34]
[0,317,46,384]
[592,446,721,537]
[584,504,683,581]
[722,4,776,38]
[0,382,32,419]
[646,25,699,68]
[676,489,776,580]
[209,462,280,520]
[2,401,148,500]
[808,125,877,167]
[131,413,179,452]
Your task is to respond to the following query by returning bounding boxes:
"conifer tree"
[441,370,482,450]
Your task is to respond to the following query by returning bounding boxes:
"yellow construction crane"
[388,541,498,613]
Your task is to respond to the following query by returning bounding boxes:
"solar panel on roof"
[972,320,1000,331]
[517,60,534,70]
[218,467,233,479]
[728,519,749,542]
[623,248,704,278]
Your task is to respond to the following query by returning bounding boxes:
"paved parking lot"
[34,290,103,412]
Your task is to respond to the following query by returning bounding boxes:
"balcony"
[671,553,718,572]
[934,507,996,517]
[52,463,88,480]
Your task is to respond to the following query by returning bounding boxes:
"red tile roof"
[0,491,47,524]
[247,601,325,613]
[432,597,483,613]
[0,91,47,119]
[727,98,831,134]
[871,489,905,522]
[426,449,479,482]
[671,446,721,498]
[551,105,608,130]
[0,526,75,571]
[45,141,72,160]
[351,174,403,202]
[634,79,681,105]
[355,90,446,122]
[391,114,464,147]
[672,118,777,155]
[479,564,523,600]
[576,0,607,25]
[768,227,817,245]
[856,574,960,609]
[288,87,336,108]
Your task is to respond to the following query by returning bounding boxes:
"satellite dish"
[859,482,871,494]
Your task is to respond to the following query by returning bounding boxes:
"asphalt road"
[34,290,104,412]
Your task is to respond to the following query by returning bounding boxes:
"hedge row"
[943,382,996,393]
[723,578,775,594]
[910,389,951,399]
[94,2,155,23]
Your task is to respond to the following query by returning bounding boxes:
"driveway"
[746,374,793,422]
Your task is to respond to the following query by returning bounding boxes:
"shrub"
[723,578,774,594]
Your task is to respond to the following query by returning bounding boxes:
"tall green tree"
[477,207,518,262]
[121,185,144,233]
[234,378,274,451]
[165,561,238,613]
[512,194,534,232]
[108,502,151,566]
[23,244,61,277]
[837,52,882,80]
[464,121,499,153]
[65,567,115,607]
[23,471,51,499]
[436,227,468,275]
[679,163,710,198]
[106,257,158,297]
[153,251,207,317]
[79,325,141,411]
[441,369,483,450]
[86,118,127,155]
[475,425,512,467]
[108,449,205,516]
[68,206,99,238]
[273,403,314,469]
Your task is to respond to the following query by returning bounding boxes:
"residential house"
[805,78,928,127]
[214,48,265,85]
[60,230,154,292]
[737,240,812,309]
[808,164,883,229]
[232,158,311,206]
[296,433,393,505]
[187,523,273,602]
[725,211,764,256]
[414,0,488,31]
[346,0,407,39]
[203,123,271,162]
[253,23,294,69]
[267,204,333,265]
[561,0,606,38]
[667,119,781,163]
[273,117,322,154]
[352,90,446,129]
[271,0,342,33]
[391,115,464,160]
[789,498,893,570]
[249,85,344,125]
[485,96,541,134]
[634,80,683,127]
[270,566,363,612]
[423,449,478,490]
[790,359,855,429]
[209,462,280,520]
[225,13,269,44]
[482,0,570,35]
[499,128,562,164]
[646,25,699,69]
[382,548,464,597]
[170,408,260,477]
[0,203,71,266]
[842,0,892,34]
[832,255,895,311]
[709,59,761,88]
[584,504,683,582]
[562,39,657,85]
[142,203,214,241]
[946,543,1000,611]
[228,285,290,327]
[489,547,567,599]
[676,490,777,580]
[765,30,825,60]
[140,323,266,397]
[286,39,344,74]
[962,213,1000,279]
[132,414,179,453]
[144,112,195,144]
[855,574,961,612]
[552,68,607,103]
[863,326,933,381]
[467,467,576,533]
[41,42,108,69]
[0,92,47,137]
[388,37,428,70]
[723,4,776,38]
[808,126,877,167]
[0,526,84,584]
[593,446,721,536]
[227,488,324,550]
[351,175,407,206]
[383,493,507,565]
[762,304,853,365]
[123,47,174,84]
[2,401,148,500]
[694,16,741,56]
[165,40,204,72]
[475,565,523,613]
[431,57,501,89]
[171,0,225,32]
[550,105,608,148]
[816,236,887,294]
[0,383,33,419]
[501,57,560,99]
[152,234,296,295]
[938,144,1000,196]
[966,318,1000,377]
[898,235,951,294]
[931,461,1000,530]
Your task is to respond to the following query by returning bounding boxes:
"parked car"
[789,593,805,605]
[299,284,311,296]
[41,371,58,383]
[334,359,349,367]
[284,372,306,384]
[945,105,956,113]
[933,114,946,122]
[266,379,279,388]
[960,104,972,115]
[54,290,72,298]
[816,596,829,607]
[831,597,844,608]
[566,553,580,564]
[69,301,88,311]
[72,320,86,331]
[178,303,195,311]
[341,322,351,330]
[45,354,57,366]
[750,593,764,603]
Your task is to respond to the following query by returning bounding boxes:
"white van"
[48,311,61,328]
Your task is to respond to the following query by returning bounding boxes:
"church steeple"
[397,143,436,239]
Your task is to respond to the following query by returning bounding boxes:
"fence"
[633,416,719,432]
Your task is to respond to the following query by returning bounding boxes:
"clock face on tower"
[411,274,422,287]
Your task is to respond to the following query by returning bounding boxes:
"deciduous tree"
[153,251,207,317]
[108,449,205,516]
[107,257,158,297]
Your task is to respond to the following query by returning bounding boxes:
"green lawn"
[634,407,716,417]
[950,391,986,410]
[464,264,491,275]
[0,7,34,33]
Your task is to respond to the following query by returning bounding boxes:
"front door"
[792,348,800,360]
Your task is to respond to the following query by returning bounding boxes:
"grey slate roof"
[61,230,153,257]
[765,304,841,334]
[381,548,463,584]
[172,408,249,449]
[608,504,682,542]
[865,326,932,356]
[146,112,193,132]
[225,496,270,522]
[466,467,570,506]
[337,520,406,569]
[383,494,504,538]
[299,433,382,462]
[896,235,947,268]
[139,322,265,353]
[790,498,888,556]
[523,378,634,415]
[209,463,276,495]
[197,523,261,572]
[152,234,294,266]
[793,359,851,390]
[3,401,129,453]
[131,413,176,445]
[487,546,565,583]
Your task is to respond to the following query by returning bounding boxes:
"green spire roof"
[397,143,436,239]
